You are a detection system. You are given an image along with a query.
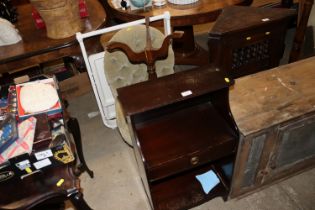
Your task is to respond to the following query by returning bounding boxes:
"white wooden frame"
[76,12,171,128]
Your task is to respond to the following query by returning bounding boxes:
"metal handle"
[20,170,42,180]
[190,156,199,165]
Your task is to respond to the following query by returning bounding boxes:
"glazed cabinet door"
[262,114,315,184]
[230,114,315,198]
[230,130,273,198]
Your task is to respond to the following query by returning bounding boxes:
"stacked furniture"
[117,54,315,210]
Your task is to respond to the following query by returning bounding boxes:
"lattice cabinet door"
[208,6,295,78]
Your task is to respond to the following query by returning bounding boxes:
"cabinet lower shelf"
[150,158,234,210]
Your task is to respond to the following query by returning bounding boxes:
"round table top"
[108,0,252,26]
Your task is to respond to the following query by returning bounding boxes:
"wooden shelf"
[211,155,235,189]
[135,102,237,181]
[150,161,232,210]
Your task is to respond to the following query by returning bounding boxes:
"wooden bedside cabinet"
[208,6,296,78]
[117,66,238,210]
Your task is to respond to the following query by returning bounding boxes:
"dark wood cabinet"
[117,66,238,210]
[208,6,296,78]
[229,57,315,198]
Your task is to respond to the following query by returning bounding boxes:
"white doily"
[20,83,59,114]
[167,0,199,5]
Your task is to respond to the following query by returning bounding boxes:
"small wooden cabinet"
[208,6,295,78]
[117,66,238,210]
[229,57,315,198]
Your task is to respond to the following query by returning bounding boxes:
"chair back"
[104,25,174,97]
[76,12,173,130]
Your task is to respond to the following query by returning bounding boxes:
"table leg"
[69,192,93,210]
[67,117,94,178]
[172,25,209,66]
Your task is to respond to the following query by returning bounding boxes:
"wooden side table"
[0,163,92,210]
[0,77,94,209]
[0,114,92,210]
[0,0,106,74]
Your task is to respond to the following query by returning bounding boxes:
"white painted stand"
[76,12,171,128]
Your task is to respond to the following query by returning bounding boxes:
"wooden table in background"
[0,0,106,74]
[108,0,252,65]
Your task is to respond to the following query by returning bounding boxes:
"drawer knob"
[190,156,199,165]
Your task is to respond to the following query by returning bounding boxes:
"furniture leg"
[67,117,94,178]
[289,0,314,62]
[172,25,209,66]
[69,192,93,210]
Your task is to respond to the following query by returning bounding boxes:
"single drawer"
[134,103,237,182]
[146,139,236,182]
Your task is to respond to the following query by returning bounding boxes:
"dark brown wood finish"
[136,102,237,181]
[0,124,92,210]
[0,165,91,210]
[67,117,94,178]
[0,0,106,73]
[229,56,315,198]
[107,0,252,66]
[0,92,92,209]
[208,6,296,78]
[118,65,231,115]
[118,66,238,210]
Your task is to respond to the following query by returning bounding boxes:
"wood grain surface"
[108,0,252,26]
[230,56,315,135]
[0,0,106,73]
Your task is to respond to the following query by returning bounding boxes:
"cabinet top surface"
[210,6,296,36]
[118,66,232,116]
[230,56,315,135]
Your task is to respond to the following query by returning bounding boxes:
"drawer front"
[224,23,286,48]
[147,140,236,182]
